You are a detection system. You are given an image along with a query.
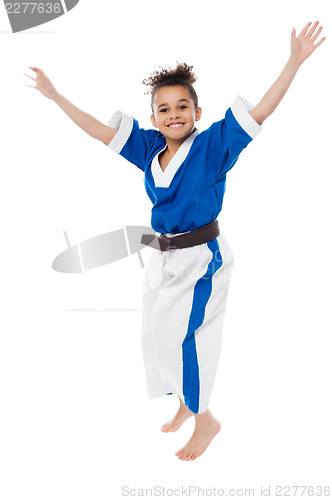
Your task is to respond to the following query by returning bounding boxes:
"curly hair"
[142,62,199,111]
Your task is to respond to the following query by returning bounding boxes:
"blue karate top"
[107,96,262,234]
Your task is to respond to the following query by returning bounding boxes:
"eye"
[179,105,187,110]
[159,108,168,113]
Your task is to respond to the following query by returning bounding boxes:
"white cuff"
[230,95,262,139]
[107,110,134,153]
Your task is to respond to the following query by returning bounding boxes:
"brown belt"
[141,220,220,251]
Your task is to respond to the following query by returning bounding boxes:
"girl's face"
[151,85,202,144]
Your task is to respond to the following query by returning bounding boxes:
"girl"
[26,21,325,461]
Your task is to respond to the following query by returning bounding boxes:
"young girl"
[27,21,325,461]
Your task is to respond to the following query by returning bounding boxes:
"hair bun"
[142,62,197,94]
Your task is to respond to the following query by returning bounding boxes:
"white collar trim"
[151,129,199,188]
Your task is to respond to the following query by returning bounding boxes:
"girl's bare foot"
[161,396,194,433]
[175,409,221,460]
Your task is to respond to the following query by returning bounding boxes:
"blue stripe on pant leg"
[182,238,223,413]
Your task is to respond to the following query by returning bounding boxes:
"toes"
[176,449,192,461]
[175,445,196,460]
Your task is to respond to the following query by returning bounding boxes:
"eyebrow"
[157,98,190,109]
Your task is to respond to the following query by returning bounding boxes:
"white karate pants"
[141,233,234,414]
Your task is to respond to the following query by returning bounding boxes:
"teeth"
[168,123,183,128]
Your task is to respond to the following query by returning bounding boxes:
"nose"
[169,108,180,119]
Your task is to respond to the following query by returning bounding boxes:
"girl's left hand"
[290,21,326,64]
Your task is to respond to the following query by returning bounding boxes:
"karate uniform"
[107,96,262,413]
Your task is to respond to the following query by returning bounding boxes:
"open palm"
[291,21,325,64]
[25,67,57,99]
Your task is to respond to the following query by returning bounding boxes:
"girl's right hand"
[25,67,58,100]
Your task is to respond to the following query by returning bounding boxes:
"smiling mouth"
[167,123,185,128]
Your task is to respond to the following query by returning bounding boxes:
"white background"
[0,0,331,498]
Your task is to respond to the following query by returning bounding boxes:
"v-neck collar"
[151,129,199,188]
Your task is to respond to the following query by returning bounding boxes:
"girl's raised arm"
[249,21,326,126]
[26,67,117,145]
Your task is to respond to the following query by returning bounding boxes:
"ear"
[151,114,157,128]
[195,107,202,122]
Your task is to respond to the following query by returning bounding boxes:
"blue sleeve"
[214,96,263,180]
[105,110,162,172]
